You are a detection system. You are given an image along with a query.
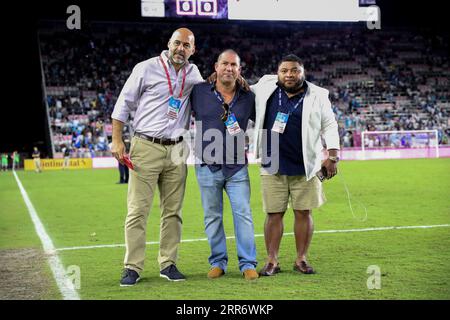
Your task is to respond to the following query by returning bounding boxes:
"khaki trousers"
[63,157,70,169]
[124,136,188,273]
[33,158,41,172]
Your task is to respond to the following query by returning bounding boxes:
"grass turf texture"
[0,158,449,299]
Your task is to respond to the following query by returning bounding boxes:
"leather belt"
[134,132,183,145]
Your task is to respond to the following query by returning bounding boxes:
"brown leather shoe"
[243,269,259,280]
[293,261,315,274]
[207,267,225,279]
[259,263,281,276]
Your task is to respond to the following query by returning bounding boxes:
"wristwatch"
[328,156,340,163]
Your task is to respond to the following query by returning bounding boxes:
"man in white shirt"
[32,147,42,173]
[111,28,203,286]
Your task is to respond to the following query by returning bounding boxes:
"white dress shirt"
[112,50,204,139]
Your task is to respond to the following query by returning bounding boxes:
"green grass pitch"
[1,158,449,299]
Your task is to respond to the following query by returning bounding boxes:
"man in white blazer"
[252,54,340,276]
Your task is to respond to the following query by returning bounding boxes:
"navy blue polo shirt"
[190,82,255,179]
[262,84,307,176]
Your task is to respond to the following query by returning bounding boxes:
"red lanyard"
[159,55,187,99]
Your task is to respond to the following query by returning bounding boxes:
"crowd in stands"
[38,21,449,156]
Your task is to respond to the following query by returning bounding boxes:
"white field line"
[55,224,450,252]
[13,171,80,300]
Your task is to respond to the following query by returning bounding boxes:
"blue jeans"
[195,165,257,272]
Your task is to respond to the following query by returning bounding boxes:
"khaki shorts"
[261,173,326,213]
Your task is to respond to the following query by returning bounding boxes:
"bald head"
[170,28,195,43]
[167,28,196,68]
[217,49,241,65]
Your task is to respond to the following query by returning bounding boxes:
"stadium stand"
[38,21,449,156]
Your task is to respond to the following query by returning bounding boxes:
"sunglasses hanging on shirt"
[221,103,230,122]
[214,90,241,136]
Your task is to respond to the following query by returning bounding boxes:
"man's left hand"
[322,159,338,179]
[206,72,217,84]
[236,75,250,91]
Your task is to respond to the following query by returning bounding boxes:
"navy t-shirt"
[262,84,307,176]
[190,82,255,179]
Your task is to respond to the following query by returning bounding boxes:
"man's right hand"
[206,72,217,84]
[111,140,126,165]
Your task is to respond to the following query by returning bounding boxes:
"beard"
[170,50,186,65]
[277,77,305,94]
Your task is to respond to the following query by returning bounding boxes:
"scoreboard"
[141,0,228,19]
[141,0,378,22]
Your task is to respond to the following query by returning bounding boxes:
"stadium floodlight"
[228,0,376,22]
[141,0,380,22]
[141,0,165,17]
[361,130,440,160]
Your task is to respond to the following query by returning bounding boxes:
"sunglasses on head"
[221,103,230,122]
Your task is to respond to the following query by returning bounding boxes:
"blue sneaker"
[160,265,186,282]
[120,268,140,287]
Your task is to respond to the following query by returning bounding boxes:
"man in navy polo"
[190,49,258,281]
[252,54,340,276]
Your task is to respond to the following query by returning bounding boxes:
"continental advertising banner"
[24,158,93,171]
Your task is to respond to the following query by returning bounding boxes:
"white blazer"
[252,75,340,181]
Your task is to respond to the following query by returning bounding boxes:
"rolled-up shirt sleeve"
[111,63,145,123]
[191,64,205,85]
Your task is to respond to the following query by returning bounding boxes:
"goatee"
[277,79,305,94]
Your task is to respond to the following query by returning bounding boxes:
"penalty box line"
[56,224,450,252]
[13,171,80,300]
